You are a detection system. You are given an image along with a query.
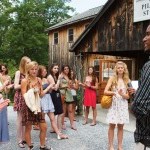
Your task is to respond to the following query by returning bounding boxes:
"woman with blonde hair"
[21,61,53,150]
[13,56,31,148]
[104,61,130,150]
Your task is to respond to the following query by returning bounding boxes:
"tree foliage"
[0,0,74,66]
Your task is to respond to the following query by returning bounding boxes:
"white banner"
[134,0,150,22]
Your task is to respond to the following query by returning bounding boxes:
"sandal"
[82,121,87,125]
[28,145,34,150]
[49,130,56,133]
[18,141,25,148]
[90,122,96,126]
[57,133,68,140]
[22,141,27,144]
[40,146,53,150]
[71,126,77,130]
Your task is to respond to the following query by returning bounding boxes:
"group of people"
[13,58,81,150]
[0,24,150,150]
[0,57,100,149]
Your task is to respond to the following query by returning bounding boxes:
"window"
[68,28,74,42]
[53,32,58,44]
[102,62,115,81]
[93,59,100,82]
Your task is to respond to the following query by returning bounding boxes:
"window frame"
[53,32,59,45]
[68,28,74,42]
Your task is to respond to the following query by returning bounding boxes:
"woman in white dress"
[104,61,130,150]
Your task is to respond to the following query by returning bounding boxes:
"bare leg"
[48,112,61,135]
[91,107,97,125]
[68,103,76,130]
[39,122,47,146]
[83,106,90,124]
[108,123,115,150]
[61,103,66,130]
[117,124,124,150]
[25,124,32,147]
[57,114,63,132]
[17,111,25,142]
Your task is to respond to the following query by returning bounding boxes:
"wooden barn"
[46,6,103,67]
[70,0,150,102]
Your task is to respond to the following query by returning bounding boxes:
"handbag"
[101,95,112,109]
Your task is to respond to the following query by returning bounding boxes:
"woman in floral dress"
[13,56,31,148]
[104,61,130,150]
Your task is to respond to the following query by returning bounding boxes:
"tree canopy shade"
[0,0,74,66]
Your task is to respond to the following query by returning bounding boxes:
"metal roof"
[46,5,103,32]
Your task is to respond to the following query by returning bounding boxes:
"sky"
[66,0,108,15]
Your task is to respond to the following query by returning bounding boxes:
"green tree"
[0,0,74,66]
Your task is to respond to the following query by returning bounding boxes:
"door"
[99,60,116,103]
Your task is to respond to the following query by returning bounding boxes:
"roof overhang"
[70,0,115,52]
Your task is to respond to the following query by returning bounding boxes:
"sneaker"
[39,146,53,150]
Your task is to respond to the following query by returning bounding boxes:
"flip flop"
[50,130,56,133]
[90,123,96,126]
[71,126,77,130]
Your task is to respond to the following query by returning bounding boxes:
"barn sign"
[134,0,150,22]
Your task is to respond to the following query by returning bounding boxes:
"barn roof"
[70,0,115,52]
[46,5,103,31]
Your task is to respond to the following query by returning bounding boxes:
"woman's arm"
[21,78,28,95]
[0,80,9,92]
[74,79,79,90]
[40,81,55,97]
[91,77,99,90]
[47,75,56,91]
[14,71,21,90]
[104,76,115,96]
[118,89,130,99]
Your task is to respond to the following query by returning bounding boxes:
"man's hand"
[128,87,136,96]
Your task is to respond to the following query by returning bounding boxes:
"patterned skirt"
[22,104,45,126]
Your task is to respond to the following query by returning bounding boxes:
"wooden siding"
[75,0,150,56]
[48,20,92,67]
[72,0,150,79]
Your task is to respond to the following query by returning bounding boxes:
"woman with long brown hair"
[79,66,98,126]
[59,65,77,130]
[39,65,68,139]
[0,64,14,98]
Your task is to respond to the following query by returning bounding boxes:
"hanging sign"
[134,0,150,22]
